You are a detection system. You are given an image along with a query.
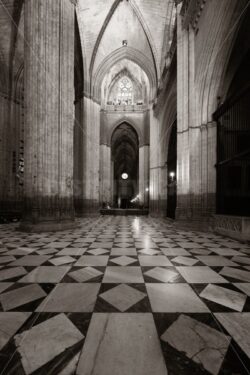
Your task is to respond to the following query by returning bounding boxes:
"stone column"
[74,97,84,215]
[207,121,217,215]
[200,121,217,218]
[100,144,112,206]
[139,145,149,208]
[200,123,208,213]
[111,159,114,205]
[160,164,168,216]
[21,0,76,231]
[149,108,161,215]
[176,7,191,219]
[176,7,203,221]
[81,97,100,215]
[0,94,9,215]
[188,27,202,218]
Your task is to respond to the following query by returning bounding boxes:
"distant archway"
[111,123,139,208]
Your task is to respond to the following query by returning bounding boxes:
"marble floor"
[0,216,250,374]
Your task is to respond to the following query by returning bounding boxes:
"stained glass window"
[117,77,133,104]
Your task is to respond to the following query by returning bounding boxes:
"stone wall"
[163,0,248,224]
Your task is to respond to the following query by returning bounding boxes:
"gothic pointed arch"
[89,0,157,85]
[92,47,156,102]
[104,67,146,107]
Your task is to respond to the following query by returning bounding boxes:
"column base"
[175,197,214,231]
[174,218,213,232]
[75,199,100,217]
[0,200,23,222]
[176,193,215,221]
[149,199,167,217]
[21,196,76,232]
[19,219,76,233]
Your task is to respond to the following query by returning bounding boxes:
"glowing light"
[121,173,128,180]
[145,187,149,192]
[169,172,175,179]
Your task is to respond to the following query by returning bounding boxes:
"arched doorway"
[167,121,177,219]
[111,123,139,208]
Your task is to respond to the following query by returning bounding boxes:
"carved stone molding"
[207,121,217,129]
[215,215,242,233]
[214,215,250,242]
[200,123,207,131]
[0,91,23,104]
[181,0,207,30]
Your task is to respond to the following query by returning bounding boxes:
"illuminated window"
[117,77,133,104]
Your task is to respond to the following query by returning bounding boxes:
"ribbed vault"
[76,0,176,97]
[111,122,139,181]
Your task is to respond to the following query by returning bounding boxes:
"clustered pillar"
[100,144,112,206]
[21,0,76,231]
[176,6,202,221]
[139,145,149,208]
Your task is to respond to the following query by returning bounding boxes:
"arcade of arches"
[0,1,250,374]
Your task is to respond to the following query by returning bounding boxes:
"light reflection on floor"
[0,216,249,374]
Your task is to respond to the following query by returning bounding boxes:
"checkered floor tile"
[0,216,250,374]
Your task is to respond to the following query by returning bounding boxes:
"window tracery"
[111,76,134,105]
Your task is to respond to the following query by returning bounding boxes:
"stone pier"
[20,0,76,231]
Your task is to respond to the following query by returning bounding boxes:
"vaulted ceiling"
[101,59,149,105]
[112,122,139,179]
[76,0,177,90]
[0,0,177,98]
